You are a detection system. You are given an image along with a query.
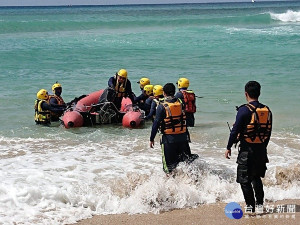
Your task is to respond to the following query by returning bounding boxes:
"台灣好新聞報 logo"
[224,202,243,219]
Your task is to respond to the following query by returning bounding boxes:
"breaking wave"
[270,10,300,22]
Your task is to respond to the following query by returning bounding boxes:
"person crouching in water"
[108,69,135,110]
[145,85,164,121]
[149,83,198,174]
[34,89,65,125]
[49,82,66,122]
[175,78,196,127]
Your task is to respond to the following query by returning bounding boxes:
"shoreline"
[73,199,300,225]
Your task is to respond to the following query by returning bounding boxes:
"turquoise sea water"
[0,2,300,224]
[0,1,300,135]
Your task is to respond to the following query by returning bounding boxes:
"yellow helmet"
[137,77,150,89]
[37,89,49,100]
[52,82,62,92]
[177,78,189,89]
[117,69,128,78]
[153,85,163,97]
[144,84,154,96]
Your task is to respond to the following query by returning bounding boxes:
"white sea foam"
[226,25,300,36]
[270,10,300,22]
[0,132,299,224]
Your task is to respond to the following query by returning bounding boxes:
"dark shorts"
[236,144,267,183]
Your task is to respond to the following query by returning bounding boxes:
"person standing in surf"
[34,89,66,125]
[49,82,66,122]
[175,78,196,127]
[225,81,272,212]
[150,83,198,174]
[145,85,164,121]
[135,77,152,111]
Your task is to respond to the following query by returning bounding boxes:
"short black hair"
[245,81,261,99]
[163,83,176,96]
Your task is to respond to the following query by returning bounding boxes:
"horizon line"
[0,1,284,8]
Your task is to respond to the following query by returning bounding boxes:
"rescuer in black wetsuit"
[34,89,65,125]
[49,82,66,121]
[134,77,151,111]
[175,78,196,127]
[107,69,135,110]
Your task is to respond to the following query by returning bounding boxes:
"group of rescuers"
[35,69,272,213]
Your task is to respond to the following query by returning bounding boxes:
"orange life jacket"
[242,103,272,144]
[161,100,187,135]
[49,95,65,118]
[49,95,65,105]
[181,90,196,113]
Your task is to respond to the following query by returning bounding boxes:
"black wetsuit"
[134,91,148,111]
[36,101,65,125]
[143,97,153,116]
[108,77,135,110]
[145,96,163,120]
[227,101,272,211]
[49,96,66,121]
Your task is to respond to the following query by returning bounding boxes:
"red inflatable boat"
[62,90,144,129]
[62,90,103,128]
[121,98,145,128]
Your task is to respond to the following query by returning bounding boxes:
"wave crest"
[270,10,300,22]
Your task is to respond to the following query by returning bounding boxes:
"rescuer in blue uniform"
[225,81,272,212]
[150,83,198,174]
